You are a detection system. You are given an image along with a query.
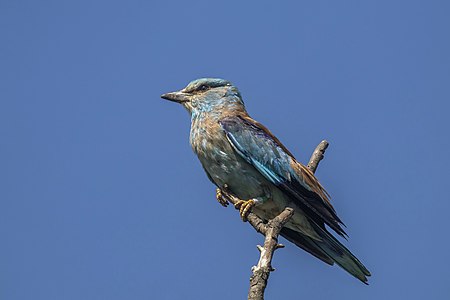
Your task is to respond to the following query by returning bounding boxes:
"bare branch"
[307,140,329,173]
[248,207,294,300]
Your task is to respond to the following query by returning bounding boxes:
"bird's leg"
[216,184,230,207]
[234,188,271,222]
[234,199,256,222]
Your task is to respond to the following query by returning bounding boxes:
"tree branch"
[247,207,294,300]
[221,140,329,300]
[307,140,329,173]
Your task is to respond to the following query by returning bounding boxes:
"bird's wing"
[219,115,347,237]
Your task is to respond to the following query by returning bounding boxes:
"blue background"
[1,1,449,299]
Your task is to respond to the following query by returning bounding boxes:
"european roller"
[161,78,371,283]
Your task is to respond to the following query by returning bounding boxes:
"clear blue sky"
[1,1,449,299]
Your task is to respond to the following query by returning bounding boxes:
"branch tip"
[275,244,285,249]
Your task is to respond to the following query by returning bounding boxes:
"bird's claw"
[234,199,255,222]
[216,188,229,207]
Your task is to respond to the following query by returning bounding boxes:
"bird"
[161,78,371,284]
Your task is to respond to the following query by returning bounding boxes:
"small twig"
[307,140,329,173]
[221,140,329,300]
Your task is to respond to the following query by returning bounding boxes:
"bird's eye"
[199,85,209,91]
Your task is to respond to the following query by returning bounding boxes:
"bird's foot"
[234,199,255,222]
[216,187,229,207]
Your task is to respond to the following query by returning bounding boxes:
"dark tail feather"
[281,227,334,265]
[310,222,371,284]
[282,225,371,284]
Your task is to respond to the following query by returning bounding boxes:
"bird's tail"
[281,224,371,284]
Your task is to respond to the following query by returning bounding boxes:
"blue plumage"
[162,78,371,283]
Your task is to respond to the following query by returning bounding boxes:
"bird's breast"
[189,115,266,200]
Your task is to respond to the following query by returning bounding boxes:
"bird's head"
[161,78,244,116]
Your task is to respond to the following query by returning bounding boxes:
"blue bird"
[161,78,371,283]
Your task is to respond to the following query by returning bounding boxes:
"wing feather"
[220,115,346,237]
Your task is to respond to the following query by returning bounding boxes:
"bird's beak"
[161,91,191,103]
